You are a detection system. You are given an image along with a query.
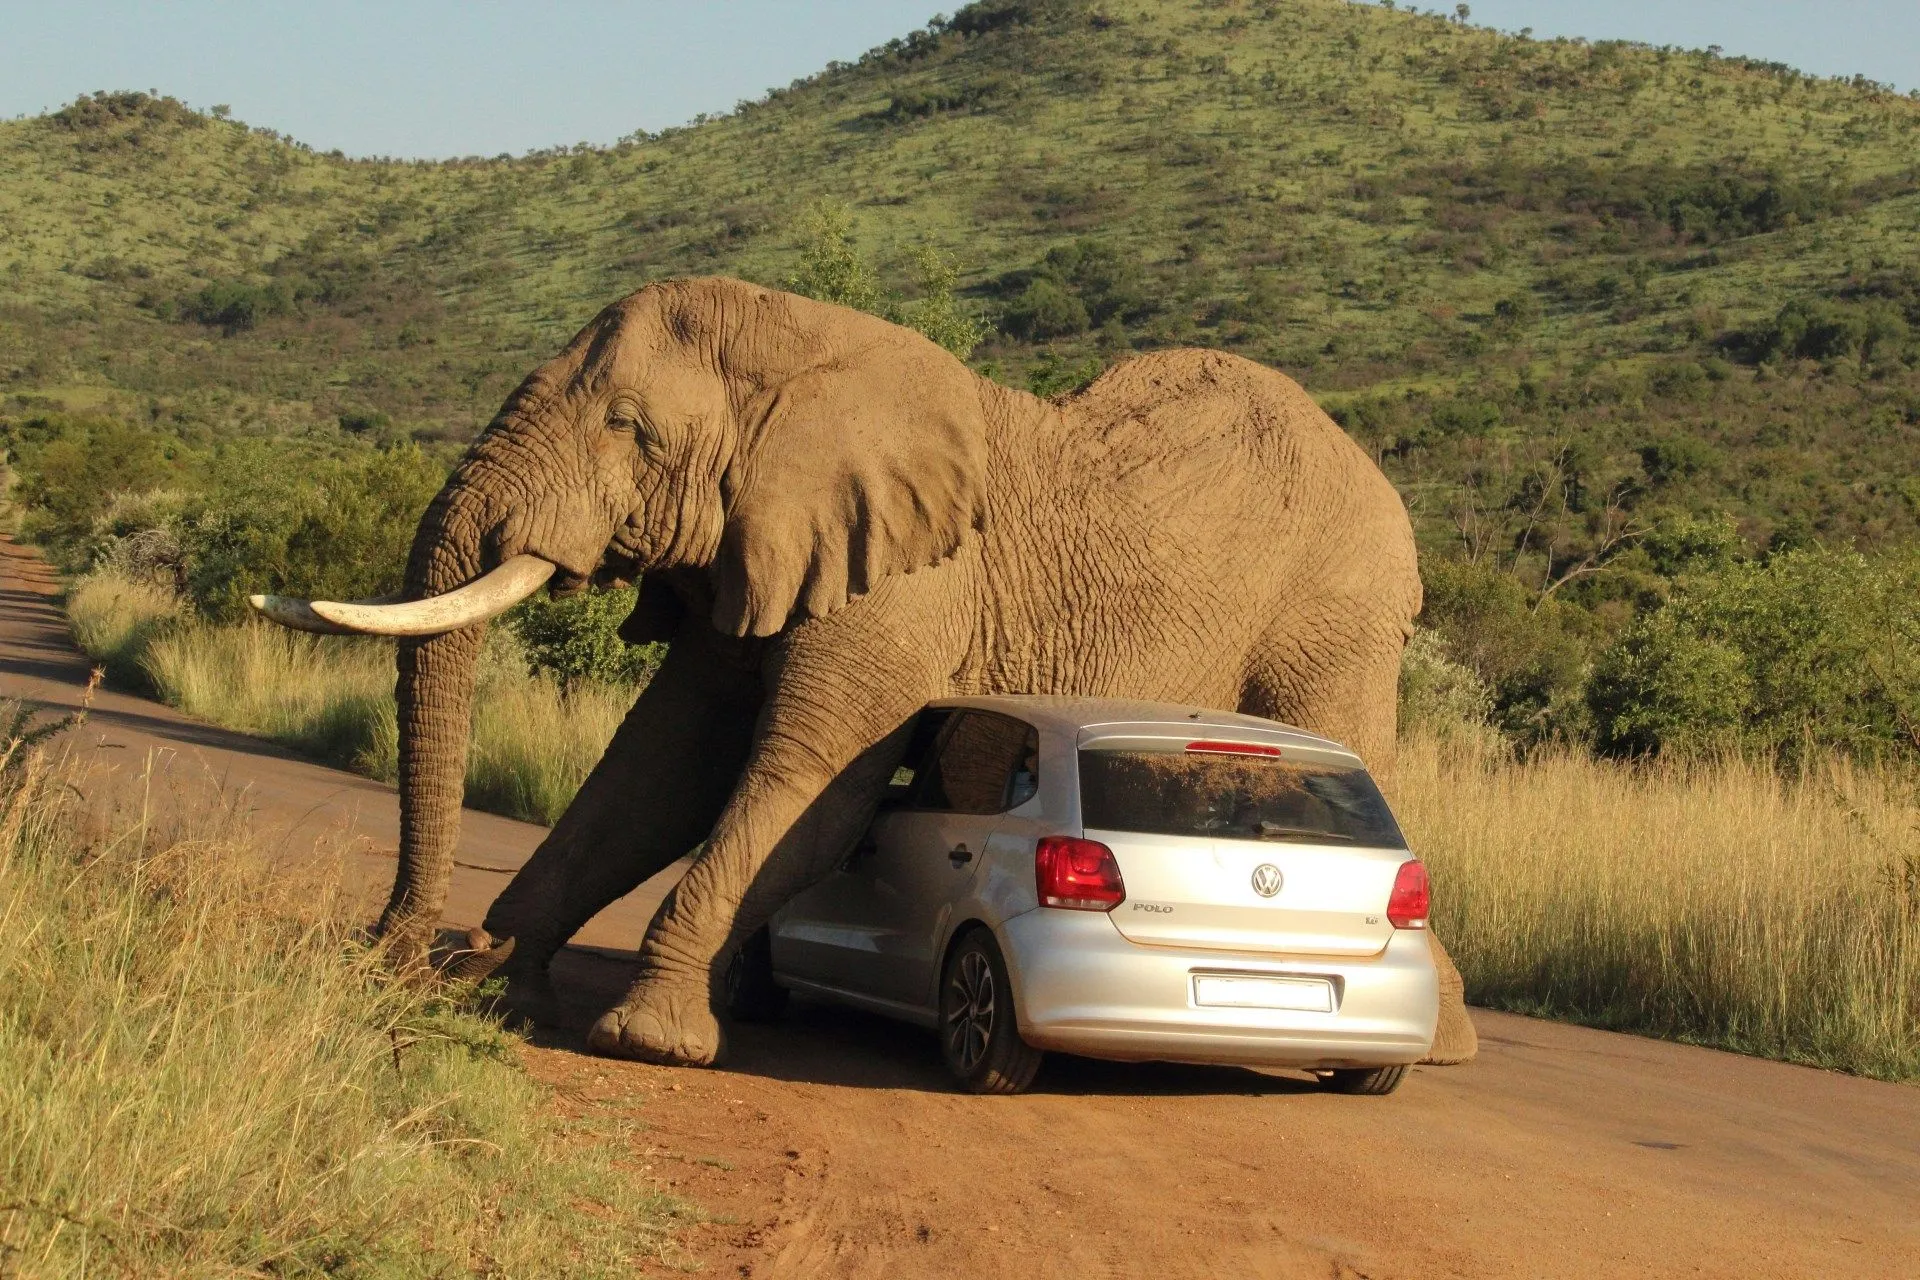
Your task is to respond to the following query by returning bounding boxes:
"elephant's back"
[1055,348,1405,543]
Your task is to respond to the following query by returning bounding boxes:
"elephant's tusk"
[248,555,557,638]
[247,590,408,634]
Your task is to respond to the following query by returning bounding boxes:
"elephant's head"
[253,278,990,954]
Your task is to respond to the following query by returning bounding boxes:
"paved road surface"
[6,538,1916,1279]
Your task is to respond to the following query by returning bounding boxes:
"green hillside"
[3,0,1918,742]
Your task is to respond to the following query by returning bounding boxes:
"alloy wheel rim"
[944,950,995,1073]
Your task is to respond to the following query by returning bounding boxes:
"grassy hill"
[3,0,1918,736]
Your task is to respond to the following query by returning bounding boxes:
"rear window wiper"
[1253,822,1353,841]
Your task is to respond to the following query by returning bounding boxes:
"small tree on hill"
[785,200,990,359]
[785,200,882,314]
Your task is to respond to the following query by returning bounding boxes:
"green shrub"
[1001,238,1151,342]
[1003,276,1089,339]
[784,199,883,314]
[5,414,178,557]
[1639,512,1743,576]
[1638,432,1721,487]
[177,443,445,620]
[1024,351,1105,397]
[177,277,297,332]
[784,202,988,357]
[1744,296,1911,364]
[1589,547,1920,761]
[1398,628,1495,736]
[505,587,661,689]
[1418,557,1597,745]
[893,248,991,358]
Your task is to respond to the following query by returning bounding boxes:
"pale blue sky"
[1,2,1912,159]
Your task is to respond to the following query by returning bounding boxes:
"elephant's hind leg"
[1424,933,1478,1065]
[1239,612,1479,1066]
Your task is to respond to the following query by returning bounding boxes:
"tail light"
[1387,859,1430,929]
[1035,836,1126,911]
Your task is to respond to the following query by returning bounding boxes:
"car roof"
[925,694,1358,758]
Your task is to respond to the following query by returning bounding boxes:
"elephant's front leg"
[587,580,966,1066]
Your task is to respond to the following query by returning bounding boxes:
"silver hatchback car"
[730,697,1439,1095]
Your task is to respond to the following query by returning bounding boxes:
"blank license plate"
[1193,975,1334,1013]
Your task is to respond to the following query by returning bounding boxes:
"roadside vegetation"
[0,712,685,1275]
[65,570,640,826]
[1396,728,1920,1082]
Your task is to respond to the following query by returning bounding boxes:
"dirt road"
[7,539,1916,1279]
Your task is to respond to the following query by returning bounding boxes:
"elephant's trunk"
[380,484,497,964]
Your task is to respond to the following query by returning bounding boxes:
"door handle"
[948,843,973,865]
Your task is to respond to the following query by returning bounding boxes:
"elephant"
[254,276,1478,1070]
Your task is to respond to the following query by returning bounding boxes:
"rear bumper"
[998,909,1438,1070]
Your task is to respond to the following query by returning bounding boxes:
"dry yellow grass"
[0,734,683,1276]
[1392,730,1920,1080]
[67,572,634,825]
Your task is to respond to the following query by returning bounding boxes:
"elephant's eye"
[606,401,644,435]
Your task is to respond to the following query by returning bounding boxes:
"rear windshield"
[1077,749,1406,848]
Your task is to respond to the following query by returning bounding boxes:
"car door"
[771,709,1037,1009]
[855,710,1039,1007]
[770,708,954,993]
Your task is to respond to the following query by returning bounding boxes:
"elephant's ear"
[711,336,987,638]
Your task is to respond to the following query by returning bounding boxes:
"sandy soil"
[7,537,1916,1279]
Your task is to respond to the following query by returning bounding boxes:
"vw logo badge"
[1251,864,1283,898]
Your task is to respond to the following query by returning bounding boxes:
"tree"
[784,200,882,314]
[785,201,990,359]
[895,248,990,359]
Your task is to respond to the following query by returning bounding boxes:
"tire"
[939,931,1044,1095]
[1318,1064,1409,1096]
[724,926,789,1023]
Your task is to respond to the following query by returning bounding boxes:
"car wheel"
[939,931,1043,1095]
[1317,1064,1409,1096]
[724,926,789,1023]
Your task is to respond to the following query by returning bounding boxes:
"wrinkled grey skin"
[375,277,1475,1069]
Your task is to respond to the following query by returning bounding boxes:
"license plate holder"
[1192,974,1335,1013]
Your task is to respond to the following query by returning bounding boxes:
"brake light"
[1185,740,1283,757]
[1035,836,1126,911]
[1387,859,1430,929]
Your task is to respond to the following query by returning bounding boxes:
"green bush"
[1744,296,1911,364]
[785,202,989,357]
[1001,238,1151,342]
[784,199,883,314]
[1638,512,1743,576]
[505,587,661,689]
[1589,547,1920,761]
[176,443,445,620]
[5,414,179,556]
[1398,628,1495,736]
[1003,276,1089,339]
[1418,557,1598,745]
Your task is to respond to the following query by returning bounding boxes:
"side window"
[914,712,1039,815]
[886,709,954,803]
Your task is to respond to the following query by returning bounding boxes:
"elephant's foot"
[586,972,725,1067]
[1421,935,1479,1065]
[1424,992,1479,1065]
